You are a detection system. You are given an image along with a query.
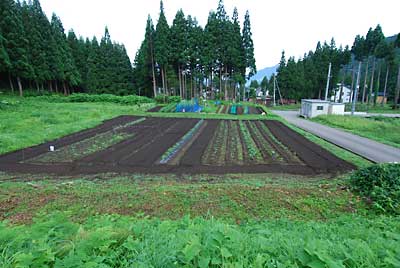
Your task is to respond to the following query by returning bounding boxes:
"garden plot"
[0,117,354,176]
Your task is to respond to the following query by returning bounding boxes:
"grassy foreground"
[312,115,400,148]
[0,212,399,267]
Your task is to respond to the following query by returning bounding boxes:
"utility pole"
[273,75,276,106]
[352,61,362,115]
[324,62,332,101]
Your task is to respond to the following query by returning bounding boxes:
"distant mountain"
[247,65,278,86]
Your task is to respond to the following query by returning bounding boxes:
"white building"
[300,99,345,118]
[331,85,352,103]
[300,99,330,118]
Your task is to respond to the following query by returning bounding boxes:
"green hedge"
[32,93,154,105]
[350,163,400,214]
[155,94,181,104]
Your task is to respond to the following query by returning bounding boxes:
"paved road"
[273,110,400,163]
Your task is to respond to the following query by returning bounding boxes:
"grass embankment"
[0,96,154,154]
[311,115,400,149]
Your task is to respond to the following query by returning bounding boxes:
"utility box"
[328,103,345,115]
[300,99,330,118]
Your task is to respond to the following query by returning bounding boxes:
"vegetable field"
[0,116,354,176]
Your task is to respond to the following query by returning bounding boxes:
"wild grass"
[312,115,400,148]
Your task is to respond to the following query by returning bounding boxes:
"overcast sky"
[40,0,399,69]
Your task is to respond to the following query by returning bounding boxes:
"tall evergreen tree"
[154,0,170,93]
[242,10,256,80]
[0,32,10,72]
[0,0,33,96]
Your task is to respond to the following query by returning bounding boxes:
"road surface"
[273,110,400,163]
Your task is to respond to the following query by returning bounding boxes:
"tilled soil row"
[265,120,355,173]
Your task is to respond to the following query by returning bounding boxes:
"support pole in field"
[352,61,362,115]
[325,62,332,101]
[273,75,276,106]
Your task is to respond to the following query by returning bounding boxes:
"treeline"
[0,0,134,96]
[276,25,400,106]
[133,0,256,99]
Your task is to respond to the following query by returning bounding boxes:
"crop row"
[227,121,244,164]
[159,120,205,164]
[238,121,263,162]
[257,122,302,164]
[28,118,146,163]
[247,121,284,163]
[202,120,228,165]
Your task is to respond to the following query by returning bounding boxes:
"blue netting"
[175,99,203,113]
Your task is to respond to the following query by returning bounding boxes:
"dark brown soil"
[147,106,163,112]
[248,106,263,114]
[0,117,355,177]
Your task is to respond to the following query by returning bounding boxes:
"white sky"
[40,0,399,69]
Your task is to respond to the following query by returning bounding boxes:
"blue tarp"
[175,99,203,113]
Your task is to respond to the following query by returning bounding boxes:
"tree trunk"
[161,67,165,95]
[164,68,168,95]
[55,81,59,93]
[200,77,203,99]
[210,70,214,100]
[382,66,389,106]
[8,72,14,93]
[394,65,400,110]
[367,57,376,106]
[374,62,381,106]
[190,72,194,99]
[178,67,182,98]
[151,48,157,97]
[49,81,53,92]
[219,67,222,99]
[362,57,369,103]
[17,76,23,97]
[63,81,67,95]
[224,67,228,101]
[36,81,40,92]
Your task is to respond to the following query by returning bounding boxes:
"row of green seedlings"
[247,121,284,163]
[30,118,146,163]
[228,121,244,164]
[202,120,228,165]
[238,121,263,162]
[159,120,205,164]
[159,103,176,113]
[257,122,302,163]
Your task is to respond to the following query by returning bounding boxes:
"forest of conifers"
[276,25,400,105]
[0,0,256,99]
[1,0,399,103]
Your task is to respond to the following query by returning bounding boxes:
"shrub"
[67,93,153,105]
[349,163,400,214]
[155,94,181,104]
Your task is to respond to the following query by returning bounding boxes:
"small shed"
[300,99,330,118]
[328,103,345,115]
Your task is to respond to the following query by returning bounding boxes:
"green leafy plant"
[350,163,400,214]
